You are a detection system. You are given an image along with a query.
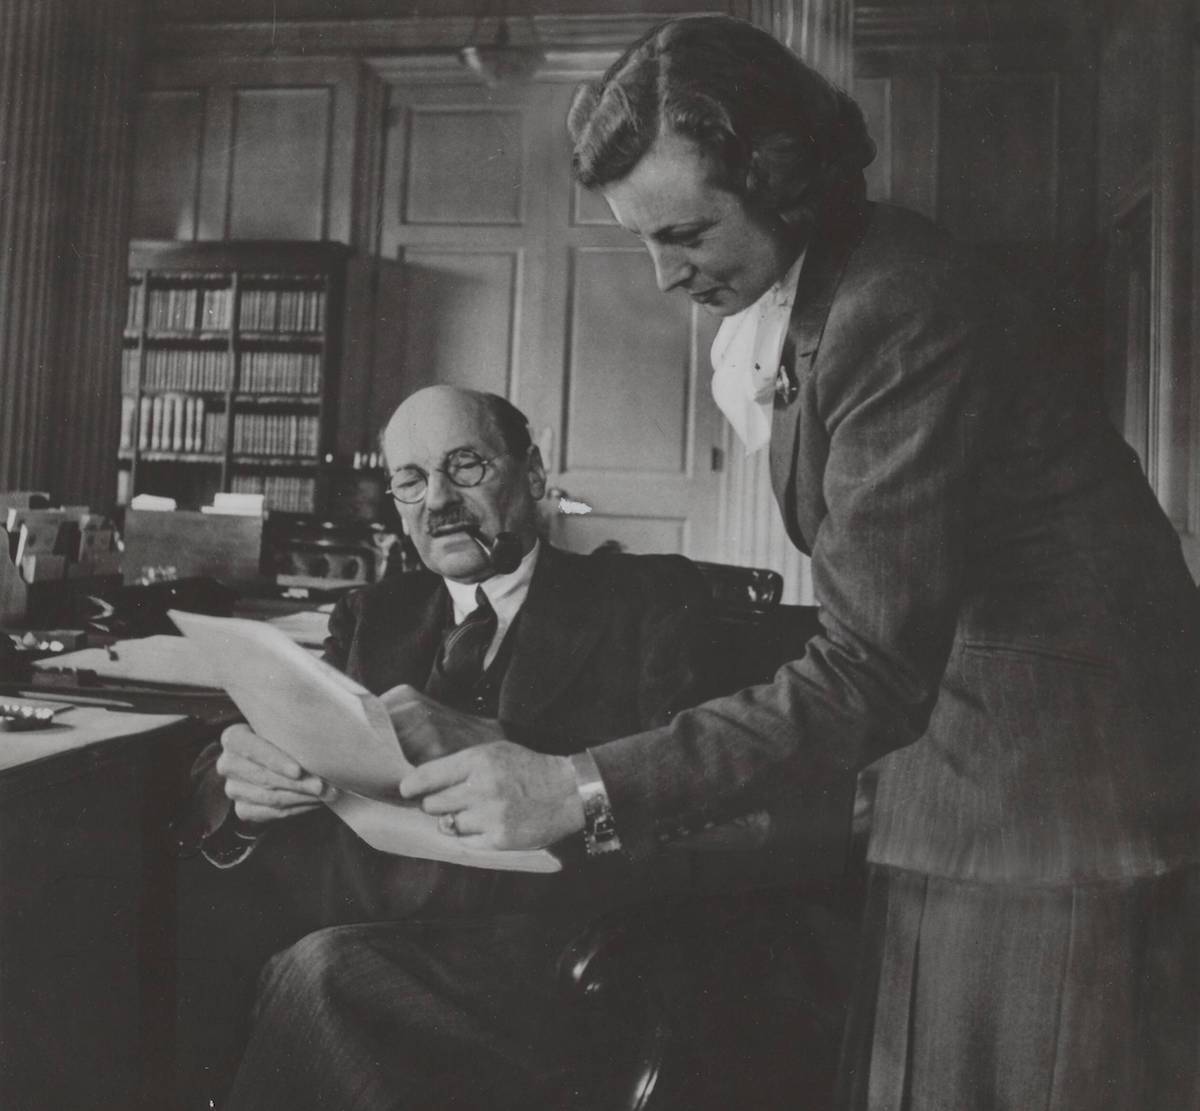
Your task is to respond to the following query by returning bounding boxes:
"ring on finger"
[438,812,460,837]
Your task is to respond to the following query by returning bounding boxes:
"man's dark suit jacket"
[592,199,1200,887]
[316,543,725,919]
[187,543,738,924]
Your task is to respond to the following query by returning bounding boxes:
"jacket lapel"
[769,196,873,550]
[391,576,450,690]
[499,545,608,725]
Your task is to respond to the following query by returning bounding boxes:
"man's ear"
[526,445,547,500]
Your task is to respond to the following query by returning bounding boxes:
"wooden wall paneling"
[196,79,233,241]
[379,76,539,404]
[853,75,893,201]
[144,11,727,60]
[566,247,692,475]
[143,57,362,243]
[936,72,1060,244]
[130,90,205,240]
[403,107,525,225]
[228,87,333,240]
[887,72,939,219]
[399,249,520,397]
[855,66,942,217]
[352,62,389,254]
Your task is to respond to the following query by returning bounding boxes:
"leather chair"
[556,566,865,1111]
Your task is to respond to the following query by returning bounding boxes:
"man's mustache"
[425,509,478,536]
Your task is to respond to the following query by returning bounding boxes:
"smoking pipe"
[466,527,523,575]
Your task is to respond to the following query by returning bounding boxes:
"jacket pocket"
[959,638,1119,678]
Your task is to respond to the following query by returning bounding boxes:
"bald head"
[383,387,545,582]
[384,387,530,460]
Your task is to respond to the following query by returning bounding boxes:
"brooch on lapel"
[774,363,799,407]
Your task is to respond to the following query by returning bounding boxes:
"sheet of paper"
[170,610,560,873]
[34,635,221,689]
[265,609,331,648]
[170,610,406,798]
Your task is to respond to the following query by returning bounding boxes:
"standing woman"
[554,15,1200,1108]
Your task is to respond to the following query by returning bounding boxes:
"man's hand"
[380,683,506,763]
[399,742,585,851]
[216,723,333,824]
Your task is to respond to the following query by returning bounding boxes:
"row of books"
[240,350,322,394]
[230,474,317,514]
[239,287,326,333]
[124,347,232,393]
[138,286,232,332]
[231,413,321,457]
[121,395,226,454]
[122,348,322,395]
[126,282,325,334]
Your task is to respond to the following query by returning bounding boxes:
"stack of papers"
[170,610,560,873]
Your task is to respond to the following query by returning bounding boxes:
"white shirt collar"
[444,539,540,669]
[710,247,806,454]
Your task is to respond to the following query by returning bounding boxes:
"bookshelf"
[120,241,351,516]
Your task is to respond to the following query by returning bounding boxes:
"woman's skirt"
[836,863,1200,1111]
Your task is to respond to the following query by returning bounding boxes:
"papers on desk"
[128,493,176,512]
[33,635,221,689]
[169,610,560,874]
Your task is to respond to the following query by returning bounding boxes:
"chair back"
[692,561,820,696]
[693,561,782,613]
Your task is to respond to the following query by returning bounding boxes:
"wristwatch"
[570,749,622,857]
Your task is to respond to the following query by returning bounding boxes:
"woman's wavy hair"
[567,16,875,228]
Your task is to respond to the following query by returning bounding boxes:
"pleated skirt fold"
[836,864,1200,1111]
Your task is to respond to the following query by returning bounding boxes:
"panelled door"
[378,65,725,560]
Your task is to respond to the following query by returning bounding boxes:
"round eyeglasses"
[388,448,498,504]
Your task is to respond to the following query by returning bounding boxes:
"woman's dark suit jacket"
[593,200,1200,886]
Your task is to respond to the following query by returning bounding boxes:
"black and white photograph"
[0,1,1197,1108]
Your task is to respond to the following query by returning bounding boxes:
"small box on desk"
[122,509,264,585]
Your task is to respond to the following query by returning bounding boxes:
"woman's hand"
[216,723,333,824]
[399,741,585,851]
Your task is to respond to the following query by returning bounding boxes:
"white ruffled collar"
[709,249,806,454]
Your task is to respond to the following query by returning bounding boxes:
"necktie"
[425,587,497,710]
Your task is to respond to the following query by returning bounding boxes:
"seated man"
[176,385,723,1106]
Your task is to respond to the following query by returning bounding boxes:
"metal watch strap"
[570,749,622,857]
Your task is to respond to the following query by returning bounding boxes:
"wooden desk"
[0,706,208,1111]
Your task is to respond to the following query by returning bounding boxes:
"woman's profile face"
[602,129,797,317]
